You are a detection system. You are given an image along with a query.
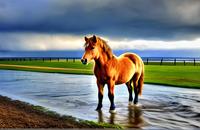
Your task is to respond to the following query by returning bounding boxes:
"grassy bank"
[145,65,200,88]
[0,60,200,88]
[0,95,122,129]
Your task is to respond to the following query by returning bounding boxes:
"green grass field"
[0,60,200,89]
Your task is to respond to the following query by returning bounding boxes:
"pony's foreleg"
[96,81,105,111]
[108,80,116,113]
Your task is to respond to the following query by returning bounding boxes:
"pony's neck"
[95,49,114,66]
[94,38,114,66]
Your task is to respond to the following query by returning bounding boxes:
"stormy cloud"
[0,0,200,40]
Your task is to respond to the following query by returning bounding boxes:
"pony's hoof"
[96,109,102,112]
[128,101,133,106]
[95,108,102,111]
[109,109,116,114]
[95,104,102,111]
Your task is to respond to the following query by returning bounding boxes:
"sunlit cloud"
[1,33,200,51]
[0,33,83,51]
[108,38,200,50]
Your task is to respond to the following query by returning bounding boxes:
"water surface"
[0,70,200,129]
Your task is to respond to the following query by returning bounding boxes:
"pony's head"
[81,35,100,65]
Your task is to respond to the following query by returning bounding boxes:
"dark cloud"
[0,0,200,40]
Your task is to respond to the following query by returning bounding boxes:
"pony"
[81,35,144,113]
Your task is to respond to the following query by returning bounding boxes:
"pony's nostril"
[81,59,87,65]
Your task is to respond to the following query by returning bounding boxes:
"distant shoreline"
[1,50,200,58]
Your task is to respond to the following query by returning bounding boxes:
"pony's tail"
[138,64,144,96]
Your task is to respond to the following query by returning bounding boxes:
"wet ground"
[0,70,200,129]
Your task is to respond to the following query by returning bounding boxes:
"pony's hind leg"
[133,84,139,104]
[126,81,133,105]
[132,74,140,105]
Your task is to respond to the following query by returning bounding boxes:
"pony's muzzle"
[81,58,87,65]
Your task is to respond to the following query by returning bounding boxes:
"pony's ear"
[84,36,88,42]
[92,35,97,43]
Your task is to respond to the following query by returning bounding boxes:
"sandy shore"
[0,95,115,128]
[0,64,91,72]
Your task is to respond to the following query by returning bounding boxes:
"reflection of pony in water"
[81,35,144,113]
[97,106,144,127]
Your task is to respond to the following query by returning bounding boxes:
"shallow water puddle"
[0,70,200,129]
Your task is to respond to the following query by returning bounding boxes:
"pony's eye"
[91,47,95,50]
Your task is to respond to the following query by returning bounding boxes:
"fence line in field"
[0,57,79,62]
[142,57,200,66]
[0,57,200,66]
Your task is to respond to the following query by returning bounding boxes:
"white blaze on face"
[85,43,90,48]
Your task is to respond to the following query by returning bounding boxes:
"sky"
[0,0,200,55]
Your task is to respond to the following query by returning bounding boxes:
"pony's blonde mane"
[97,37,113,59]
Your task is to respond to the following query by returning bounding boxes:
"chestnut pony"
[81,35,144,113]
